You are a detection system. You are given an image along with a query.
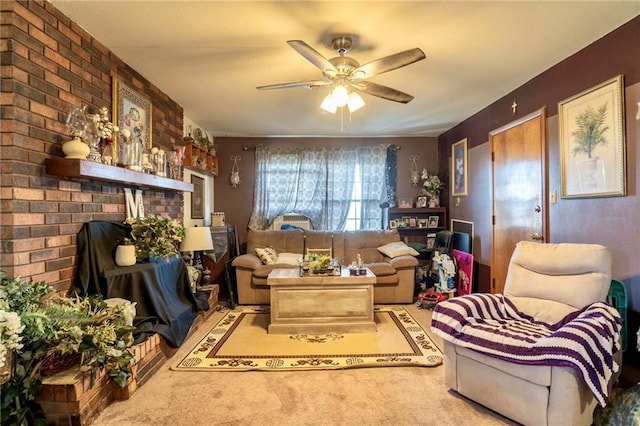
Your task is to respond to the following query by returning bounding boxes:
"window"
[344,164,362,231]
[248,145,390,231]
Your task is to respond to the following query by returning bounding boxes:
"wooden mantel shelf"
[46,158,194,192]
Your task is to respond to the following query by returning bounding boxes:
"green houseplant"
[0,272,136,426]
[125,214,185,261]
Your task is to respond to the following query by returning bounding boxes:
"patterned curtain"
[359,144,390,230]
[323,146,358,230]
[248,144,388,231]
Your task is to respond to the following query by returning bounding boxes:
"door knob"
[530,233,544,241]
[534,205,541,213]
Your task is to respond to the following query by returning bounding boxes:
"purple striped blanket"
[430,293,622,406]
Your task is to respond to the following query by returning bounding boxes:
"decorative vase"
[62,137,90,159]
[115,244,136,266]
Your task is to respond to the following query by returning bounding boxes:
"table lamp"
[180,226,214,268]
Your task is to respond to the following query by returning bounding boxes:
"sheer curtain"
[359,145,389,229]
[248,144,389,231]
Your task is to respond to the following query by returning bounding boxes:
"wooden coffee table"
[266,268,376,334]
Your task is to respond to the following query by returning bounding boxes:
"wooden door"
[490,108,547,294]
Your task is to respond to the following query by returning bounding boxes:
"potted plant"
[124,215,185,261]
[421,169,443,207]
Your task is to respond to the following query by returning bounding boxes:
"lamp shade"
[331,85,349,107]
[320,94,338,113]
[347,92,365,112]
[180,226,214,252]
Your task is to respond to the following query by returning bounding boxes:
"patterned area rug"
[171,305,443,371]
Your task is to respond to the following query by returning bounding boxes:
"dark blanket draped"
[73,220,203,347]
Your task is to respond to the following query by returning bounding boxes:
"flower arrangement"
[95,106,119,140]
[307,253,332,273]
[0,272,136,425]
[421,169,443,197]
[125,215,185,261]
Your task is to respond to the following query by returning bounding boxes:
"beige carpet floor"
[92,304,517,426]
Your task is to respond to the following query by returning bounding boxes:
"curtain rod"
[243,144,399,151]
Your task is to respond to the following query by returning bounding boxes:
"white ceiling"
[51,1,639,138]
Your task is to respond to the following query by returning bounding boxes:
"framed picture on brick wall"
[113,79,153,154]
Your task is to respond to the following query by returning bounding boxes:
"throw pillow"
[377,241,419,258]
[255,247,278,265]
[275,252,302,266]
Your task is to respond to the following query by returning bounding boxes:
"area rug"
[171,305,443,371]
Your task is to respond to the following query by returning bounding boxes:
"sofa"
[231,229,419,304]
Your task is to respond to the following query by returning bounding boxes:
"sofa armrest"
[231,254,263,270]
[388,255,419,269]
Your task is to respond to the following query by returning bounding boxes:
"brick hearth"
[37,285,219,426]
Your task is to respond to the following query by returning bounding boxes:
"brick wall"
[0,1,185,293]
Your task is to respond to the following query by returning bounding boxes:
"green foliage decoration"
[125,214,185,261]
[0,272,136,426]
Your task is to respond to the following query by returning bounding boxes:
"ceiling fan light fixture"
[331,85,350,107]
[320,94,337,113]
[347,92,365,112]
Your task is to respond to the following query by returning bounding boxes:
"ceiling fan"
[257,35,426,111]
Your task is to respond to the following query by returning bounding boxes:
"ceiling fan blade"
[354,81,415,104]
[351,48,425,79]
[257,80,331,90]
[287,40,338,76]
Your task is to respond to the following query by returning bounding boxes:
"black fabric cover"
[73,220,202,347]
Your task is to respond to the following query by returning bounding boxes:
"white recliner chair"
[437,241,621,426]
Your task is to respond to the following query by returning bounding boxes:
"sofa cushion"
[367,262,396,277]
[246,229,304,254]
[344,230,402,264]
[255,247,278,265]
[275,252,303,266]
[377,241,419,258]
[504,241,611,310]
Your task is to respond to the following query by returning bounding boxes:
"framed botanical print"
[112,78,153,153]
[559,75,626,198]
[451,138,468,196]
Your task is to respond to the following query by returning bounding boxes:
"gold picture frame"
[559,75,626,198]
[451,138,468,196]
[112,78,153,156]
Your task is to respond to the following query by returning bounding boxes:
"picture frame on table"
[427,216,439,228]
[452,138,468,196]
[112,79,153,155]
[398,198,413,208]
[558,74,626,198]
[190,175,204,219]
[418,218,428,228]
[416,196,427,208]
[389,219,397,229]
[408,218,417,228]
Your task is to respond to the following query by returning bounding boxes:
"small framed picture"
[427,216,439,228]
[398,198,413,208]
[426,233,436,249]
[389,219,397,229]
[418,218,428,228]
[409,218,417,227]
[416,196,427,208]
